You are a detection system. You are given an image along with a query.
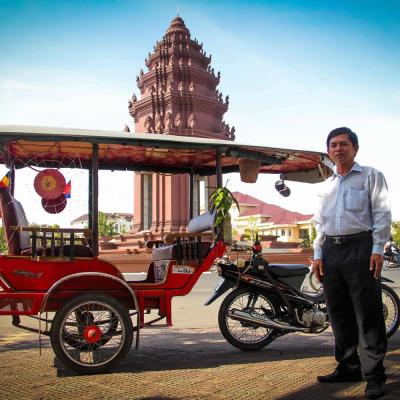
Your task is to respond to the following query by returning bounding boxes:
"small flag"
[0,172,10,188]
[63,180,71,198]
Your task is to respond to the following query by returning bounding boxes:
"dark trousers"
[322,235,387,383]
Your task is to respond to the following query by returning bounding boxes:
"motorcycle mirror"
[275,179,291,197]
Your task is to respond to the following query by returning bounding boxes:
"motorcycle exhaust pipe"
[227,309,309,333]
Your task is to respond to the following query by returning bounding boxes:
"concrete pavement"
[1,272,399,399]
[0,324,400,399]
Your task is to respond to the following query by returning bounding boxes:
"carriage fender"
[381,276,394,283]
[39,272,140,350]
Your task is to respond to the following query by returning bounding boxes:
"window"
[142,174,153,230]
[288,229,292,237]
[195,177,209,215]
[299,229,309,239]
[281,229,285,236]
[193,177,208,216]
[193,179,200,216]
[199,179,206,214]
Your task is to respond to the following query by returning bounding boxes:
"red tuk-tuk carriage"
[0,125,332,373]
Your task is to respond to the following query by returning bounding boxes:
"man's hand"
[370,254,383,279]
[312,259,324,282]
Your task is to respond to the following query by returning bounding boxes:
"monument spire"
[129,16,234,140]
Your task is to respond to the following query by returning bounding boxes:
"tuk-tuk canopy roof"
[0,125,333,183]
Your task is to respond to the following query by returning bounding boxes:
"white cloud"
[0,77,132,131]
[1,79,46,93]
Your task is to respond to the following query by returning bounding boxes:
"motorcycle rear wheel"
[218,288,279,351]
[381,283,400,338]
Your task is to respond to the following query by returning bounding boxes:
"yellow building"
[231,192,314,244]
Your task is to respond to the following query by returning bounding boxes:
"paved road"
[2,267,399,333]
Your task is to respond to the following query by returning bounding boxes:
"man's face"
[327,133,358,166]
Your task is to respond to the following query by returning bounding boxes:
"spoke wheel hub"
[83,325,102,343]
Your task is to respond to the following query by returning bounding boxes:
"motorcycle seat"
[267,264,309,277]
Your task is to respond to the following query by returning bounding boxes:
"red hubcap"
[83,325,102,343]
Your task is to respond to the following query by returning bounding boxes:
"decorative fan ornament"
[41,195,67,214]
[34,169,66,200]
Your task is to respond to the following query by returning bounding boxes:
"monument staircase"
[99,231,154,273]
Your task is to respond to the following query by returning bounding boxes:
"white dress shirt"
[312,162,391,260]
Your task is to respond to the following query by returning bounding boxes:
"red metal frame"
[0,240,226,327]
[131,240,226,326]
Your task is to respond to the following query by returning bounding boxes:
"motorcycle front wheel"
[381,283,400,338]
[218,288,279,351]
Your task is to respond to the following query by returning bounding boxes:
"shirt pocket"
[345,187,368,211]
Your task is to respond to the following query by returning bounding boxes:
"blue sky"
[0,0,399,224]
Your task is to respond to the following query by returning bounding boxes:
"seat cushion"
[152,242,212,262]
[188,211,216,233]
[0,187,30,255]
[152,244,176,261]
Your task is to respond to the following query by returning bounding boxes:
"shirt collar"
[332,162,361,179]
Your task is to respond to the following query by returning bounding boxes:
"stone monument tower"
[128,16,234,234]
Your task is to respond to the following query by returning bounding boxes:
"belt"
[325,231,372,245]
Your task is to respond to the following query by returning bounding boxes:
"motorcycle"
[206,239,400,350]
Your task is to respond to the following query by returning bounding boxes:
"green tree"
[310,227,317,243]
[392,220,400,246]
[300,231,312,249]
[300,227,316,249]
[98,212,117,237]
[243,225,259,242]
[50,223,61,239]
[0,226,7,254]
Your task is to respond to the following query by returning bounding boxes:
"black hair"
[326,127,358,149]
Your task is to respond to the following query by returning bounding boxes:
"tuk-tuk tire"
[50,293,133,374]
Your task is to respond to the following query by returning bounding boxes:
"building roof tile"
[232,191,312,224]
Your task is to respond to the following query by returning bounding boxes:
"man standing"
[312,127,391,399]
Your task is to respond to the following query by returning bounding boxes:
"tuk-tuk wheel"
[50,293,133,374]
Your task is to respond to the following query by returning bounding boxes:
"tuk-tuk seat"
[0,187,93,258]
[146,211,215,265]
